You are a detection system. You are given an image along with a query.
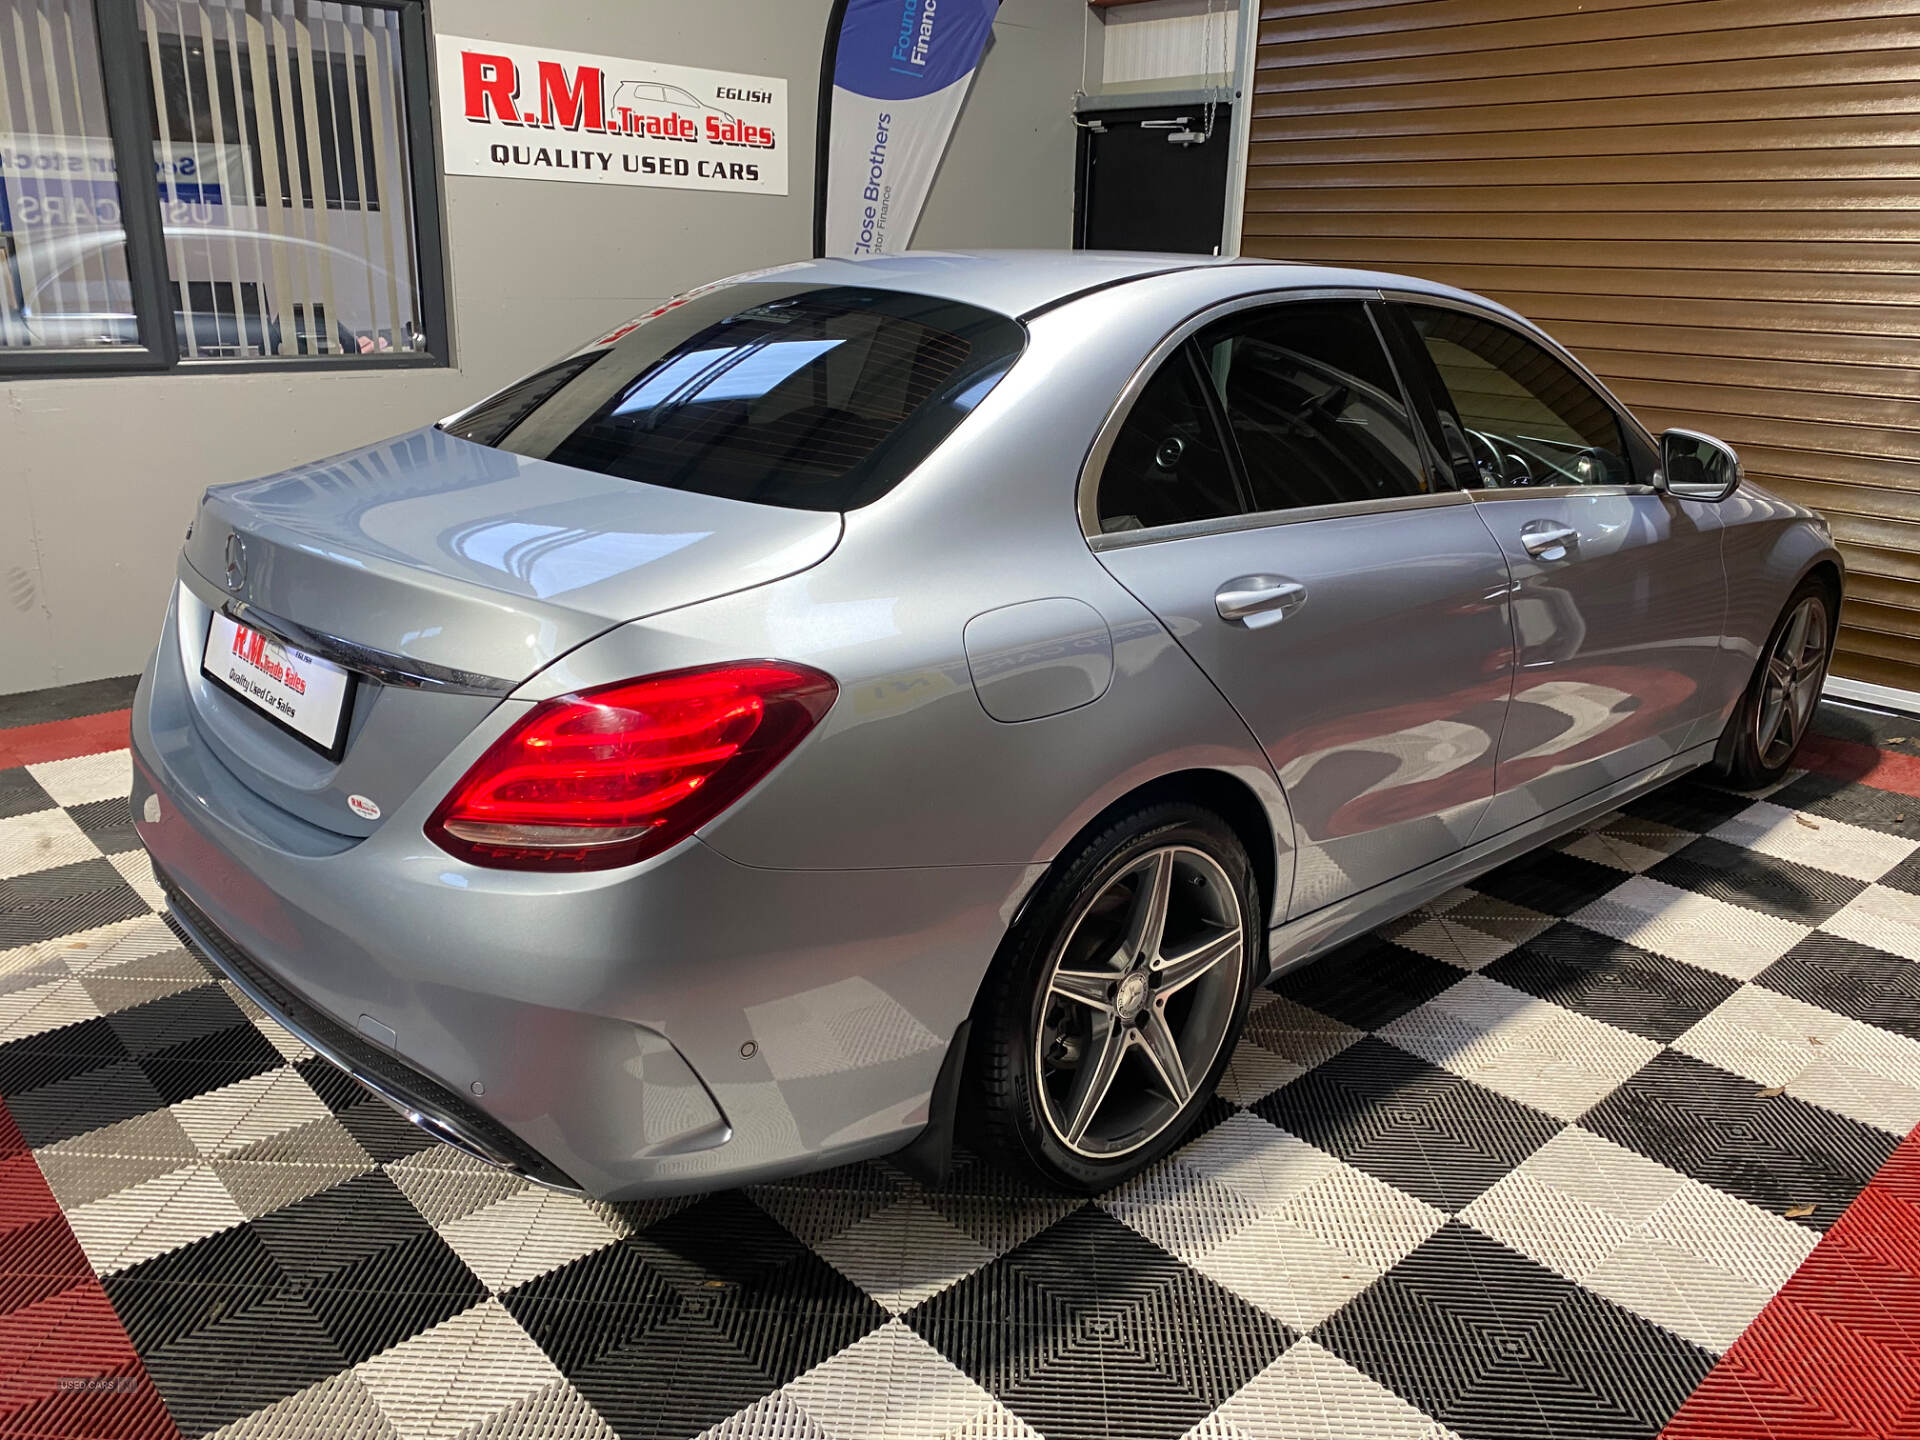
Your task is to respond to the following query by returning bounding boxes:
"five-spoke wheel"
[1718,576,1835,789]
[970,803,1257,1191]
[1755,593,1829,771]
[1036,845,1243,1158]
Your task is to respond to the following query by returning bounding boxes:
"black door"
[1075,103,1231,254]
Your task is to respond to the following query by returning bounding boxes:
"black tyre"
[967,801,1258,1192]
[1716,576,1835,789]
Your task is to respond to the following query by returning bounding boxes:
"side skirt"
[1266,740,1721,978]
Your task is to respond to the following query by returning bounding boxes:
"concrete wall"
[0,0,1084,694]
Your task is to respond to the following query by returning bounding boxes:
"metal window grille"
[0,0,444,374]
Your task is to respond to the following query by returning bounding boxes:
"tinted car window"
[443,284,1025,511]
[1194,301,1429,512]
[1407,305,1629,488]
[1096,348,1246,534]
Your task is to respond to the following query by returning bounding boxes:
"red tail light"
[427,661,836,871]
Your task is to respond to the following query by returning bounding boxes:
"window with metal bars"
[0,0,444,373]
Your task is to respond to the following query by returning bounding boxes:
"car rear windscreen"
[441,284,1026,511]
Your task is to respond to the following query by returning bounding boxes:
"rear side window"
[1194,301,1429,512]
[443,285,1025,511]
[1095,349,1246,533]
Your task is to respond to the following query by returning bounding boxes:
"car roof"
[743,249,1518,324]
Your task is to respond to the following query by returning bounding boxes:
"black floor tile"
[1811,700,1913,750]
[5,1058,170,1148]
[505,1190,887,1440]
[1485,923,1741,1044]
[1271,934,1466,1031]
[1643,837,1867,926]
[1252,1037,1562,1212]
[1619,780,1757,835]
[0,674,139,729]
[1473,848,1631,917]
[0,1012,132,1096]
[139,1023,286,1108]
[0,766,56,820]
[251,1173,486,1366]
[106,984,283,1107]
[68,795,140,855]
[0,858,148,948]
[1579,1050,1899,1231]
[294,1053,368,1113]
[1315,1220,1714,1440]
[105,1225,346,1436]
[1756,932,1920,1044]
[335,1095,442,1165]
[906,1205,1293,1440]
[105,1173,485,1433]
[1868,848,1920,899]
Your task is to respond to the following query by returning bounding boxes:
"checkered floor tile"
[4,716,1920,1439]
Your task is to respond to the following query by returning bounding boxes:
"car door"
[1089,296,1515,916]
[1387,300,1728,837]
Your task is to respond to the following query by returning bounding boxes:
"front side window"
[444,284,1025,512]
[1194,301,1429,512]
[1407,305,1628,488]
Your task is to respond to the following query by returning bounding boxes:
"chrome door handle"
[1520,522,1579,560]
[1216,576,1308,628]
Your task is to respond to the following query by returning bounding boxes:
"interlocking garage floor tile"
[906,1204,1292,1440]
[1768,769,1920,837]
[1377,972,1662,1120]
[3,711,1920,1438]
[0,768,57,823]
[0,857,150,949]
[1471,847,1635,918]
[1757,929,1920,1042]
[503,1190,889,1440]
[1580,1049,1899,1230]
[104,1171,488,1435]
[1253,1037,1562,1213]
[1268,934,1466,1031]
[1645,836,1870,926]
[1314,1220,1715,1440]
[1482,922,1741,1044]
[1459,1126,1818,1354]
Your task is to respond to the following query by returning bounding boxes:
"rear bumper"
[159,876,583,1193]
[131,645,1034,1199]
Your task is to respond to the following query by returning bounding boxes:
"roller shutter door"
[1240,0,1920,693]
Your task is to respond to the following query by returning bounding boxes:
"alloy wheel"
[1034,844,1245,1159]
[1755,595,1829,770]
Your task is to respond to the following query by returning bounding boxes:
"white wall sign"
[435,36,789,196]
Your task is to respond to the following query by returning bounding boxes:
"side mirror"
[1660,429,1742,502]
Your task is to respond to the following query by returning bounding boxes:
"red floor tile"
[0,710,132,769]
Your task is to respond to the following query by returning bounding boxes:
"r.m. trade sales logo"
[460,51,776,149]
[436,37,790,196]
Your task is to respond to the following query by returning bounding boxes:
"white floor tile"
[28,750,133,809]
[1572,876,1810,979]
[1822,885,1920,962]
[0,808,100,879]
[1711,801,1916,882]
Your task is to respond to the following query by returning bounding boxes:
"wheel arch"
[1008,765,1284,979]
[1800,555,1844,619]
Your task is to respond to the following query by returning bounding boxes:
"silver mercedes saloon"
[132,251,1842,1199]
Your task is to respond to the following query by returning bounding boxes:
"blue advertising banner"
[817,0,1000,257]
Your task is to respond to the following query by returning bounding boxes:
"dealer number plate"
[202,611,354,759]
